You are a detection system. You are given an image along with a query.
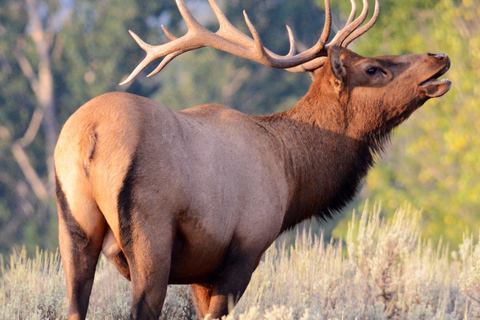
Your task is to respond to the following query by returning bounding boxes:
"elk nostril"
[430,53,447,60]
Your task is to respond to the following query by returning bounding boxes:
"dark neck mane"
[254,84,383,233]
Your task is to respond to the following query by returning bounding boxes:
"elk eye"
[366,67,379,75]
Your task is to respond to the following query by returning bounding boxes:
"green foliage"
[0,1,43,254]
[55,0,178,122]
[1,0,478,253]
[0,0,179,254]
[333,0,480,245]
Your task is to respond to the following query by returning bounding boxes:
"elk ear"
[328,47,346,87]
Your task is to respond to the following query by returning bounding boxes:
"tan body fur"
[56,93,294,319]
[55,12,452,320]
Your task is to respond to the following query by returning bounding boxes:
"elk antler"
[120,0,379,85]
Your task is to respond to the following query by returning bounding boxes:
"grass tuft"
[0,205,479,319]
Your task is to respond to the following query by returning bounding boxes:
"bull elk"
[54,0,451,319]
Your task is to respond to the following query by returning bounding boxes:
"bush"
[0,205,479,319]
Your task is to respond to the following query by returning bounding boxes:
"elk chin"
[419,78,452,98]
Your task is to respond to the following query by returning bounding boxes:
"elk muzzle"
[419,53,451,98]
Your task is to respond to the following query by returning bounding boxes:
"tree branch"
[14,40,40,97]
[17,107,44,148]
[0,125,10,140]
[0,123,49,202]
[11,143,48,201]
[25,0,49,59]
[23,0,58,192]
[222,66,251,103]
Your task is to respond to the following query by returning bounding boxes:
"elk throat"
[255,111,376,233]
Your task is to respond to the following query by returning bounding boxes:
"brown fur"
[54,47,451,319]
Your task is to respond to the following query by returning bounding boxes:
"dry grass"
[1,205,479,319]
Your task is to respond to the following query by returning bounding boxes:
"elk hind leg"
[56,176,106,320]
[127,233,173,320]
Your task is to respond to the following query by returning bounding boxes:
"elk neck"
[254,76,379,233]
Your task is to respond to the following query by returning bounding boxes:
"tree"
[0,0,68,253]
[0,0,179,253]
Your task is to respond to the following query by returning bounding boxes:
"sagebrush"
[1,205,479,319]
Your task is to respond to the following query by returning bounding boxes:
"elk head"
[308,47,451,142]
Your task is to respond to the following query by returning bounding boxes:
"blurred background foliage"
[333,0,480,245]
[0,0,478,255]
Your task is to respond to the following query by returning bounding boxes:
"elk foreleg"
[203,249,256,319]
[190,283,213,318]
[207,270,253,318]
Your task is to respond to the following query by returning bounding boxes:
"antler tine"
[285,25,296,57]
[119,30,158,85]
[319,0,332,48]
[342,0,379,47]
[147,52,181,78]
[120,1,215,85]
[346,0,357,25]
[162,25,177,41]
[243,11,269,58]
[284,0,331,73]
[175,0,203,31]
[208,0,252,47]
[328,0,368,46]
[147,26,182,78]
[209,0,296,59]
[294,0,331,59]
[292,0,331,66]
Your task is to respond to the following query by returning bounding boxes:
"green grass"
[1,205,479,319]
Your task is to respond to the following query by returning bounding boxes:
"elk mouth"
[419,63,452,98]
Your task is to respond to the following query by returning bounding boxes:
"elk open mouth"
[419,65,450,87]
[419,64,452,98]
